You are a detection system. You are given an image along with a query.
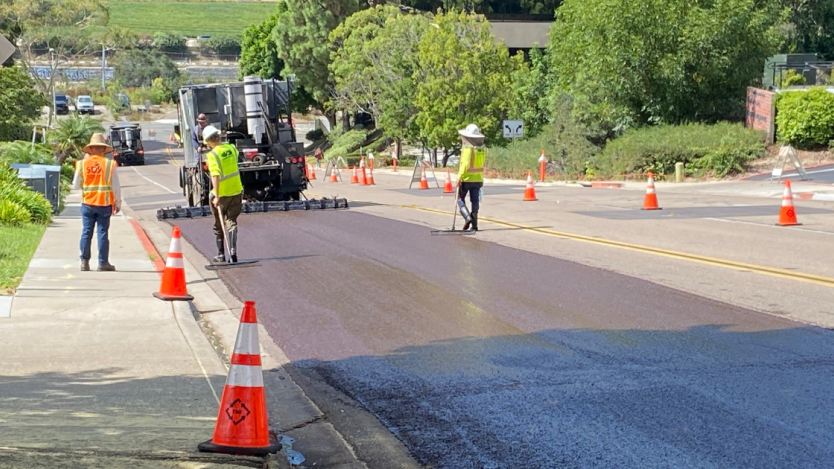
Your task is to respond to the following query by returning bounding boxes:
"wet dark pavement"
[176,210,834,468]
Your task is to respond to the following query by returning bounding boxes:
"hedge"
[776,87,834,148]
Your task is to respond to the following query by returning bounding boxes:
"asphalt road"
[174,211,834,469]
[746,163,834,183]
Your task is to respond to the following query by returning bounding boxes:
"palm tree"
[0,142,56,166]
[50,117,105,164]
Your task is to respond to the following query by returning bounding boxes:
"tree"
[49,116,105,164]
[783,0,834,60]
[201,36,241,56]
[508,46,552,138]
[400,1,561,14]
[273,0,365,110]
[0,66,47,141]
[240,10,286,80]
[0,0,109,93]
[414,10,515,151]
[113,49,179,88]
[152,32,186,53]
[548,0,786,134]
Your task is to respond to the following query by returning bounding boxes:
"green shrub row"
[327,129,369,159]
[599,122,766,177]
[776,87,834,149]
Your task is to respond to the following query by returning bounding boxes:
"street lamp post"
[49,48,56,127]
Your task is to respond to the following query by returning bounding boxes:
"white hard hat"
[458,123,484,139]
[203,125,220,139]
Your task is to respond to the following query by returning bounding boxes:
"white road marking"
[130,167,177,194]
[706,217,834,236]
[779,167,834,178]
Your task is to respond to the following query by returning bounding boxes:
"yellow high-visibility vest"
[458,146,486,183]
[207,144,243,197]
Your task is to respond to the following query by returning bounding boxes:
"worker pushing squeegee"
[202,125,257,269]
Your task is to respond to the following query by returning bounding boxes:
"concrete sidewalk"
[0,196,265,468]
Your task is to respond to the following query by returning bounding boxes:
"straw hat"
[83,133,114,154]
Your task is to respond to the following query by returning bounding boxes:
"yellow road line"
[166,147,181,167]
[410,206,834,288]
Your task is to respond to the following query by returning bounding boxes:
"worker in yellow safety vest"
[72,133,121,272]
[457,124,486,232]
[203,125,244,263]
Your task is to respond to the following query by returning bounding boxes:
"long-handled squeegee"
[205,204,260,270]
[431,183,475,236]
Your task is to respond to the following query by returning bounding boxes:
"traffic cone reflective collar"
[523,171,537,201]
[642,172,661,210]
[350,167,359,184]
[443,169,454,193]
[153,226,194,301]
[778,180,801,226]
[199,301,281,456]
[419,166,429,190]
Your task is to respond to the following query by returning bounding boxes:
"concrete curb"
[795,192,834,201]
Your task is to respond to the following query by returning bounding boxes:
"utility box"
[12,163,62,214]
[764,54,820,88]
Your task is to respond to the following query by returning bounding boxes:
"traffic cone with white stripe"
[419,166,429,190]
[198,301,281,456]
[367,166,375,185]
[360,158,368,186]
[330,167,339,183]
[642,172,661,210]
[153,226,193,301]
[350,167,359,184]
[778,180,801,226]
[523,171,538,201]
[443,169,454,193]
[307,163,316,180]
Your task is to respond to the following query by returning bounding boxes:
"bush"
[0,199,31,226]
[0,142,55,166]
[780,69,807,88]
[776,87,834,148]
[601,122,766,177]
[327,129,368,158]
[200,36,241,56]
[305,129,324,141]
[153,32,187,52]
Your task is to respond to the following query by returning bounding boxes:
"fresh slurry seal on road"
[175,211,834,468]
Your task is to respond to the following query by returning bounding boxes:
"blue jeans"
[459,181,483,214]
[80,204,112,264]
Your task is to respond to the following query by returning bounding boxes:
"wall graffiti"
[31,67,115,82]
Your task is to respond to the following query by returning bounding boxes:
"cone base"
[153,292,194,301]
[198,438,281,457]
[641,207,662,211]
[777,221,801,226]
[524,198,538,201]
[444,188,454,193]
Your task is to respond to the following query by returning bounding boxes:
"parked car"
[54,94,69,115]
[114,93,130,109]
[75,95,95,115]
[108,122,144,166]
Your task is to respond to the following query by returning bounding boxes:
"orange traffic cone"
[360,158,368,186]
[778,180,801,226]
[642,172,661,210]
[153,226,193,301]
[308,163,316,180]
[419,166,429,190]
[367,167,375,185]
[198,301,281,456]
[523,171,537,201]
[443,169,454,193]
[350,167,359,184]
[330,168,339,183]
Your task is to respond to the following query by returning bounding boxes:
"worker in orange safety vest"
[72,133,121,272]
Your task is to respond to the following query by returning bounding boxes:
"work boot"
[471,214,478,232]
[97,263,116,271]
[212,235,225,263]
[229,230,238,263]
[80,260,90,271]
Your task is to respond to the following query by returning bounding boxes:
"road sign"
[503,120,523,139]
[0,34,15,64]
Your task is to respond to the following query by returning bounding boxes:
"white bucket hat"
[203,125,221,139]
[458,124,484,139]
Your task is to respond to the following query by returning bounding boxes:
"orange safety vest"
[80,155,116,206]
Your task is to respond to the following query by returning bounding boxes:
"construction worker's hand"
[211,196,219,208]
[113,202,121,214]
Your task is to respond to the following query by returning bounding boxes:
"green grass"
[106,1,278,37]
[0,224,46,295]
